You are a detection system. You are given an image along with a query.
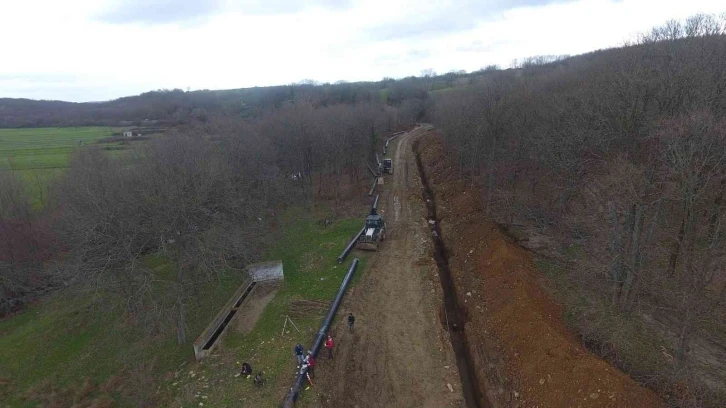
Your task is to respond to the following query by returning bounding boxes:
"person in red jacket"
[324,334,335,360]
[303,351,316,378]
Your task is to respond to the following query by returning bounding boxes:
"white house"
[122,131,133,138]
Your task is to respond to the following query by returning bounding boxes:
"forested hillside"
[432,14,726,406]
[0,75,437,128]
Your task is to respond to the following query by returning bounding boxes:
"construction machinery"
[356,196,386,251]
[383,158,393,174]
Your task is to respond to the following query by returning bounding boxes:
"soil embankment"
[416,132,664,408]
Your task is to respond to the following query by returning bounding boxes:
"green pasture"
[0,127,134,206]
[0,127,122,171]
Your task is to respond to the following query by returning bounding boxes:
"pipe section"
[337,226,366,263]
[368,176,377,196]
[367,164,378,177]
[282,259,360,407]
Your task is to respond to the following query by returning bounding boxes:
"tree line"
[432,13,726,406]
[0,74,437,128]
[0,97,415,345]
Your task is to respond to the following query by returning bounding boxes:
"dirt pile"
[418,133,664,408]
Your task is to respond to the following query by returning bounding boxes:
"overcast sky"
[0,0,723,102]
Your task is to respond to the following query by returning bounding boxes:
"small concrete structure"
[122,131,133,138]
[192,261,284,361]
[247,260,284,282]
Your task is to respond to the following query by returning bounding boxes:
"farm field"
[0,127,136,205]
[0,127,122,171]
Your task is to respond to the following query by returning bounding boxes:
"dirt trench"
[416,132,664,408]
[414,139,488,408]
[314,127,466,408]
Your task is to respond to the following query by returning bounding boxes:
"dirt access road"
[315,128,466,408]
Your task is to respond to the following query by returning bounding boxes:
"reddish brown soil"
[418,133,664,408]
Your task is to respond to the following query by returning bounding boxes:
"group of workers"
[238,312,357,389]
[293,312,355,384]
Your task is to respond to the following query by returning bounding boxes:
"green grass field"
[0,127,121,171]
[0,127,132,206]
[0,207,368,407]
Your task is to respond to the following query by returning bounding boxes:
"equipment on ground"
[383,158,393,174]
[356,205,386,251]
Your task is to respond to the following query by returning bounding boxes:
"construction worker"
[347,313,355,331]
[303,351,316,378]
[254,371,265,387]
[240,362,253,378]
[294,343,304,367]
[324,335,335,360]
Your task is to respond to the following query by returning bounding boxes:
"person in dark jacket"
[294,343,304,367]
[347,313,355,331]
[324,335,335,359]
[240,362,252,377]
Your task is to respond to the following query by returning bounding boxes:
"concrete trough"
[193,261,284,361]
[248,260,284,282]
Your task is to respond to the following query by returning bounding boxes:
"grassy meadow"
[0,127,122,170]
[0,127,133,206]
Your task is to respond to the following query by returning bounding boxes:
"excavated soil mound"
[418,133,663,408]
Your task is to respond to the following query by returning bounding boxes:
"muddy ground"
[314,127,466,408]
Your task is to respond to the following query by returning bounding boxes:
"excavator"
[382,158,393,174]
[356,196,386,251]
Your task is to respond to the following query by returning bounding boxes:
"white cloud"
[0,0,723,101]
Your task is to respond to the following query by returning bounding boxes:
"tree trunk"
[177,298,187,346]
[176,265,187,346]
[668,215,686,276]
[620,204,643,307]
[675,294,692,366]
[608,202,623,304]
[625,201,661,311]
[707,178,725,243]
[486,136,497,216]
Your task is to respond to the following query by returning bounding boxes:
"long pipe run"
[282,259,360,408]
[337,226,366,263]
[368,176,377,196]
[367,164,378,177]
[386,133,402,147]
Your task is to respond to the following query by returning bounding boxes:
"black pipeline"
[336,227,365,264]
[368,176,377,196]
[367,163,379,177]
[379,132,406,155]
[282,258,360,408]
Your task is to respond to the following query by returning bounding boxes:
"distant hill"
[0,76,442,128]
